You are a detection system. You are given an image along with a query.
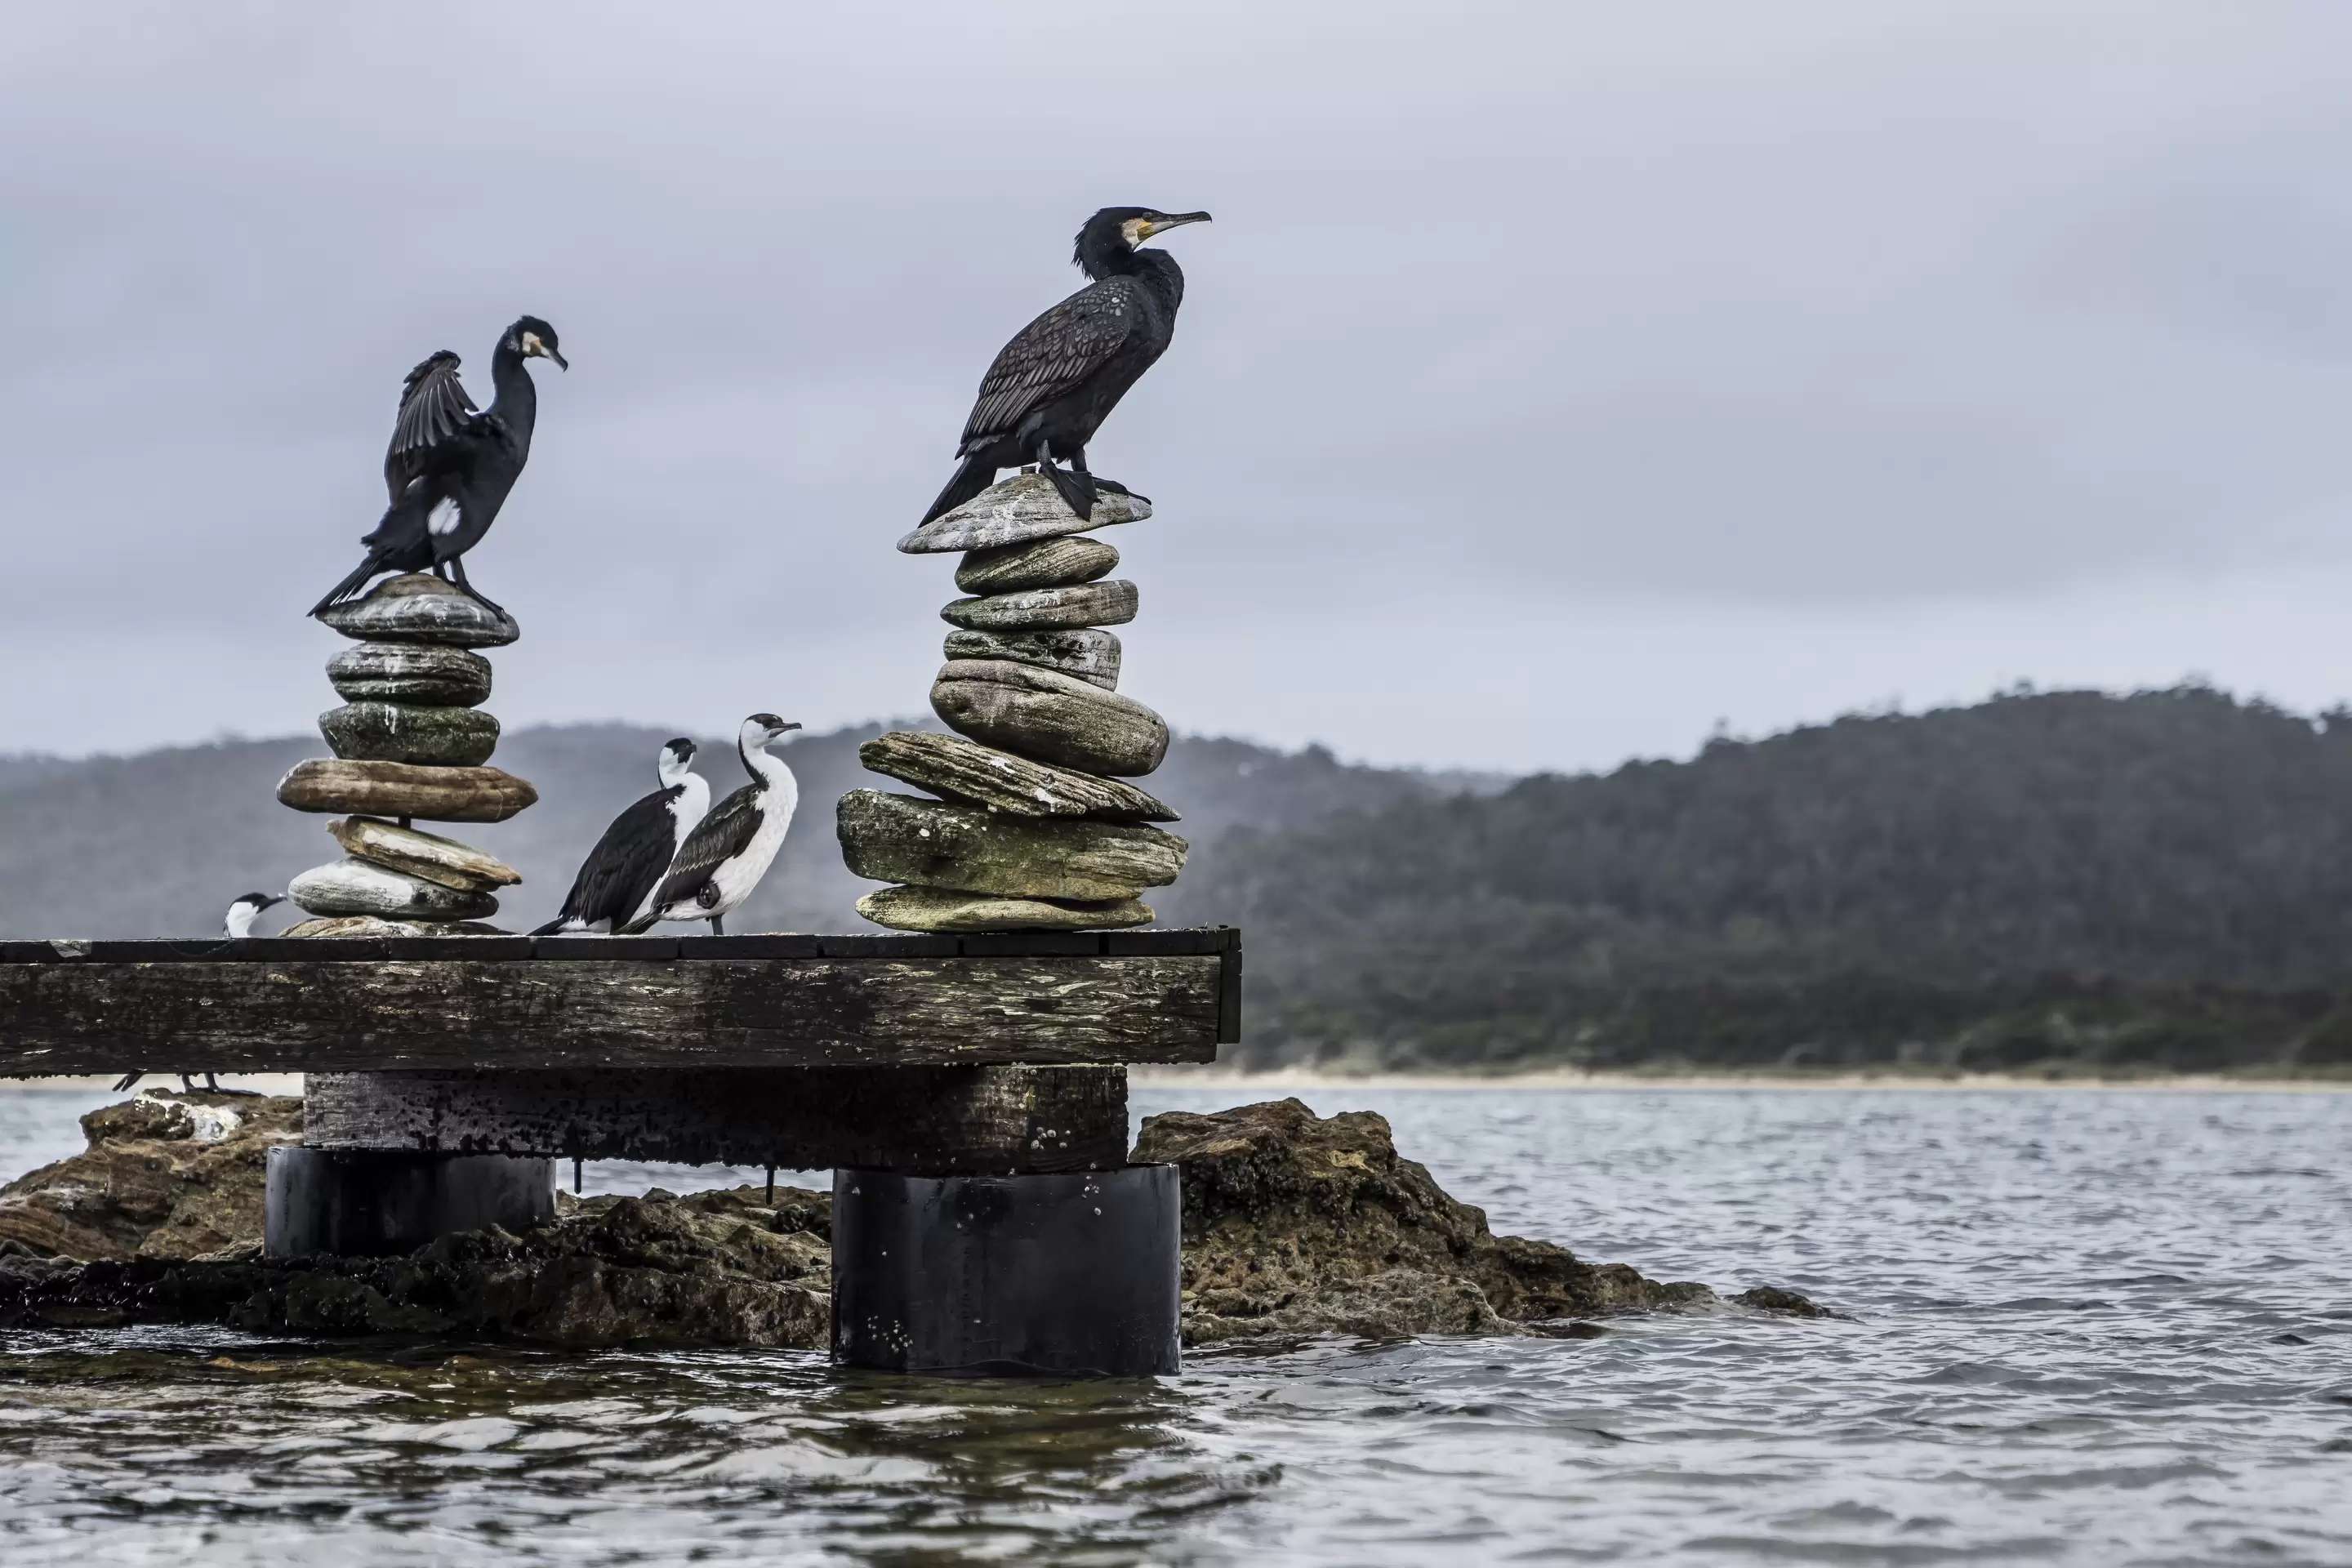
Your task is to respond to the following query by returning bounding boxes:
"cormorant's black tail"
[921,456,997,525]
[309,553,387,619]
[528,915,573,937]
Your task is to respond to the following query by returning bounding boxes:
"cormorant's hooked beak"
[544,347,569,371]
[257,894,285,911]
[1143,212,1212,239]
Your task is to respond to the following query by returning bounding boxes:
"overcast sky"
[6,2,2352,773]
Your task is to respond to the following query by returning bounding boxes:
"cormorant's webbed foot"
[1038,442,1097,520]
[446,559,509,619]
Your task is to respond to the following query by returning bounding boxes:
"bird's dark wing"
[959,277,1147,452]
[559,789,681,928]
[385,352,477,492]
[649,785,761,911]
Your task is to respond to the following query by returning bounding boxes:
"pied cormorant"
[532,738,711,936]
[621,715,801,936]
[922,207,1210,524]
[115,893,284,1094]
[310,315,567,618]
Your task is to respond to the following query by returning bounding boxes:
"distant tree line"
[1165,687,2352,1074]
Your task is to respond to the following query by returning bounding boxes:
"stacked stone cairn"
[273,574,537,936]
[839,473,1187,932]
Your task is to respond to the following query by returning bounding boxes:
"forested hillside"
[1160,687,2352,1074]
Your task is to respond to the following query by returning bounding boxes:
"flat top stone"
[316,573,521,648]
[898,474,1150,555]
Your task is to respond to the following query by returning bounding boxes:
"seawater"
[0,1085,2345,1566]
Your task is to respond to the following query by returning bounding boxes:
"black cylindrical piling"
[831,1164,1182,1377]
[264,1147,557,1258]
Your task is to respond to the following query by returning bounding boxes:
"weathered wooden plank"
[0,956,1221,1073]
[303,1065,1129,1173]
[0,930,1236,963]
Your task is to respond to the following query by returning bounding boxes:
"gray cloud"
[5,2,2352,767]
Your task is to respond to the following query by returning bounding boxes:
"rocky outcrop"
[0,1094,1832,1348]
[1132,1099,1719,1343]
[0,1186,830,1348]
[0,1092,303,1263]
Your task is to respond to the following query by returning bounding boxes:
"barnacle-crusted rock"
[0,1092,304,1263]
[1131,1098,1719,1344]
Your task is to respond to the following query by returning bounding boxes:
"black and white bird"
[310,315,567,619]
[621,715,801,936]
[922,207,1211,524]
[532,738,711,936]
[116,893,284,1094]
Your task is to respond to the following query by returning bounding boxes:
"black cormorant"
[116,893,283,1094]
[310,315,567,618]
[532,738,711,936]
[621,715,801,936]
[922,207,1210,524]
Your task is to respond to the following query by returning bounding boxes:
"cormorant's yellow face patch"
[1123,216,1153,246]
[521,331,545,355]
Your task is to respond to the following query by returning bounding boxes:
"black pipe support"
[264,1146,556,1258]
[831,1164,1181,1377]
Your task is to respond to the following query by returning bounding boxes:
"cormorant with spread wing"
[532,738,711,935]
[922,207,1210,524]
[310,315,566,618]
[621,715,800,937]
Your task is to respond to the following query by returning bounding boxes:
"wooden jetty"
[0,928,1241,1374]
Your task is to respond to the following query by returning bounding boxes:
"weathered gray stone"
[941,580,1138,634]
[857,884,1156,933]
[282,916,511,938]
[316,572,520,648]
[897,473,1150,555]
[838,789,1186,902]
[327,643,493,706]
[858,731,1178,821]
[277,760,538,822]
[327,816,521,893]
[287,858,501,922]
[942,627,1121,690]
[931,659,1169,777]
[320,702,501,767]
[955,535,1120,595]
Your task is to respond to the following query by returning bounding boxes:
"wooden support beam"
[303,1066,1129,1174]
[0,950,1227,1074]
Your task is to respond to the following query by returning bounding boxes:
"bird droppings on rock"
[0,1095,1840,1348]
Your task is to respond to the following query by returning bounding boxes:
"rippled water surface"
[2,1085,2348,1565]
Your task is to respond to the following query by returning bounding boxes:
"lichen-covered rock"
[280,916,512,938]
[320,701,501,767]
[856,884,1156,932]
[277,760,538,822]
[897,473,1150,555]
[837,789,1187,902]
[1131,1099,1718,1344]
[315,572,519,647]
[288,857,501,921]
[327,816,521,892]
[327,642,494,706]
[940,581,1138,634]
[0,1186,831,1349]
[858,731,1177,820]
[942,627,1122,690]
[955,535,1120,595]
[931,659,1169,777]
[0,1092,303,1263]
